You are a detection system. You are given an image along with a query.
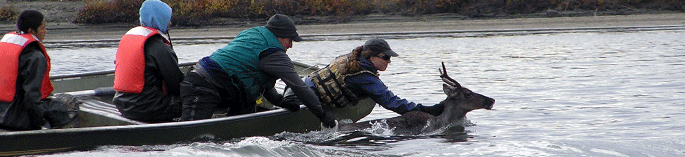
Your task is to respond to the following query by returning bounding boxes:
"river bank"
[1,0,685,41]
[35,13,685,42]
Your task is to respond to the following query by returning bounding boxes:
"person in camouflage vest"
[282,38,445,118]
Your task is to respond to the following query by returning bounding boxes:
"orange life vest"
[113,26,170,94]
[0,32,53,102]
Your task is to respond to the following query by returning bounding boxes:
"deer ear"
[442,84,459,97]
[443,84,450,95]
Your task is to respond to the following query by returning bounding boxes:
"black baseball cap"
[363,38,398,57]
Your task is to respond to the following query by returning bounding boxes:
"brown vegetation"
[4,0,685,26]
[0,6,18,22]
[73,0,142,24]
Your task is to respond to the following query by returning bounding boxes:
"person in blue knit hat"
[113,0,184,122]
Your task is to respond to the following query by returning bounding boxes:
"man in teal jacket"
[180,14,336,128]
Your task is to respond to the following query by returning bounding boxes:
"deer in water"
[337,62,495,135]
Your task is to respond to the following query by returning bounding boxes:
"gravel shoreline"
[36,13,685,42]
[2,1,684,41]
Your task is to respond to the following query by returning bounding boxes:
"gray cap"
[363,38,398,57]
[265,14,303,42]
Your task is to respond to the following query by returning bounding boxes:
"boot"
[53,93,81,128]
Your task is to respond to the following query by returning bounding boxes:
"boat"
[0,61,376,156]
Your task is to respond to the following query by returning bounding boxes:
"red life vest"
[0,32,53,102]
[114,26,170,94]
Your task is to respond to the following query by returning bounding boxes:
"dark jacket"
[258,49,327,118]
[113,35,184,121]
[199,48,327,119]
[305,57,423,114]
[0,43,63,130]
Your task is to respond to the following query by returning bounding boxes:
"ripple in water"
[43,29,685,156]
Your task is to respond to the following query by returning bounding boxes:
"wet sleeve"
[345,73,420,114]
[259,51,327,118]
[19,45,50,127]
[262,87,282,106]
[19,45,47,106]
[145,37,184,96]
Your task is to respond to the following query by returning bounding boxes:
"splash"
[361,119,396,136]
[423,118,475,136]
[211,137,325,157]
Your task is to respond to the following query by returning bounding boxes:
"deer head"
[437,62,494,121]
[336,62,495,135]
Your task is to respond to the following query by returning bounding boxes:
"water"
[41,29,685,156]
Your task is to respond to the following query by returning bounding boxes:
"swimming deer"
[337,62,495,135]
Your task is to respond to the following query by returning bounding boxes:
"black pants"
[2,97,74,130]
[139,95,181,122]
[112,93,182,123]
[180,72,251,121]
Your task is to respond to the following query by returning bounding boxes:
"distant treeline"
[3,0,685,25]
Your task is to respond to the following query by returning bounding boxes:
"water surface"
[44,29,685,156]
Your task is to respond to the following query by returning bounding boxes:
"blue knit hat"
[139,0,172,33]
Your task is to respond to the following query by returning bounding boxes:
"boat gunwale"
[50,61,317,80]
[0,104,305,136]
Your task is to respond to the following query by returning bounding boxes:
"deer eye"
[464,92,474,98]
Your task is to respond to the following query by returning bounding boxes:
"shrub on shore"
[0,6,18,22]
[72,0,684,26]
[73,0,144,24]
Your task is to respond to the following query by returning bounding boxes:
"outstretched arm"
[345,73,422,114]
[259,50,329,121]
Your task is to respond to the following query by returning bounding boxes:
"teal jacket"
[209,26,282,102]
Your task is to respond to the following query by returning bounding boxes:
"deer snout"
[483,97,495,110]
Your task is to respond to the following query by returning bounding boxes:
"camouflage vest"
[309,53,378,108]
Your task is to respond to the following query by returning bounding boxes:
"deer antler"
[439,62,462,88]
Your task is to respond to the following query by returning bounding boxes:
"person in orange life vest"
[113,0,183,122]
[0,10,78,130]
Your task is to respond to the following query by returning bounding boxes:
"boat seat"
[78,99,147,127]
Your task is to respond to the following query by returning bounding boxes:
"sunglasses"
[377,55,391,61]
